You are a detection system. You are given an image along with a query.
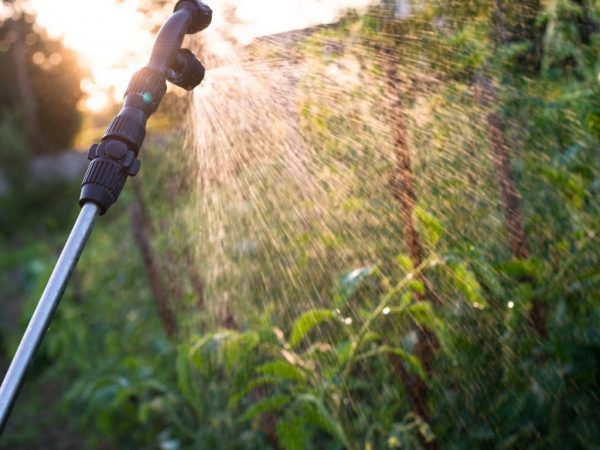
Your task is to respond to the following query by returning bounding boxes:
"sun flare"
[28,0,155,111]
[27,0,374,111]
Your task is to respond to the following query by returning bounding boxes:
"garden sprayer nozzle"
[80,1,211,214]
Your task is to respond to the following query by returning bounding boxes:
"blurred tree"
[0,2,85,154]
[478,0,548,336]
[0,111,28,188]
[494,0,544,73]
[372,3,440,445]
[129,199,177,341]
[383,48,438,441]
[475,74,547,336]
[5,11,43,152]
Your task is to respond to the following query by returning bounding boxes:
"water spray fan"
[0,1,212,432]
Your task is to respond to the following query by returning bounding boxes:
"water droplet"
[343,317,353,325]
[508,301,514,309]
[382,307,390,315]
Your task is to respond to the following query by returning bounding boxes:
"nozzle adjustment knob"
[167,48,205,91]
[104,114,147,152]
[80,140,142,215]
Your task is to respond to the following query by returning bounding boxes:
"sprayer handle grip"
[79,141,141,215]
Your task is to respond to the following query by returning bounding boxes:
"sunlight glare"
[28,0,154,111]
[27,0,375,111]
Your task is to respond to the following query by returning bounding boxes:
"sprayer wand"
[0,1,212,433]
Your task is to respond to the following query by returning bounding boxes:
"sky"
[25,0,374,110]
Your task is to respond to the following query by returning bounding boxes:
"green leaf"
[498,258,542,281]
[189,331,260,375]
[538,166,586,209]
[380,346,427,381]
[240,394,291,422]
[336,341,352,366]
[586,110,600,141]
[397,254,414,272]
[414,206,443,247]
[176,344,200,409]
[409,279,426,296]
[257,360,307,384]
[277,412,306,450]
[409,302,437,330]
[228,377,276,409]
[222,332,260,370]
[451,262,483,306]
[290,309,334,349]
[297,394,349,447]
[514,283,534,303]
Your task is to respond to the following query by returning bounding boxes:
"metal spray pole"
[0,203,99,429]
[0,0,212,433]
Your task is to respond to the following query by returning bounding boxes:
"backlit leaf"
[290,309,334,348]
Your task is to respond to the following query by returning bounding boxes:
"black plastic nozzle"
[168,48,205,91]
[174,0,212,33]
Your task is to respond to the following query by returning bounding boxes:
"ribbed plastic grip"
[125,68,167,113]
[104,114,147,152]
[80,158,128,215]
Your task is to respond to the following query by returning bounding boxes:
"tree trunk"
[383,48,438,449]
[477,78,530,260]
[131,178,210,319]
[129,199,177,340]
[479,1,547,337]
[475,75,546,337]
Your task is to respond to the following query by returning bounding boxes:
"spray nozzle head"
[168,48,205,91]
[174,0,212,34]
